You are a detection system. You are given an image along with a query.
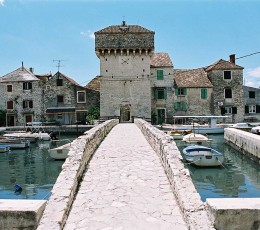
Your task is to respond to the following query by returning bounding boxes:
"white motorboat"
[0,138,30,149]
[251,126,260,134]
[0,145,10,153]
[183,145,224,167]
[48,139,71,160]
[182,132,211,144]
[172,115,231,134]
[4,132,50,141]
[166,130,191,140]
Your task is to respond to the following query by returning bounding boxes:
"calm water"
[176,134,260,201]
[0,135,77,200]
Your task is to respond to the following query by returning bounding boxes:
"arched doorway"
[120,104,131,122]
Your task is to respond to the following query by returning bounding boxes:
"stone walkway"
[64,123,188,230]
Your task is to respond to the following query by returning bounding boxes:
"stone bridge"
[36,119,210,230]
[33,119,259,230]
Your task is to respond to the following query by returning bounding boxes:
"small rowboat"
[0,145,11,153]
[183,145,224,167]
[48,139,71,160]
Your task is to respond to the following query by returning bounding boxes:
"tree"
[86,107,100,125]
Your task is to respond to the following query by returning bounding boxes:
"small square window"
[57,79,63,86]
[225,88,232,98]
[7,100,13,109]
[77,91,86,103]
[224,71,231,80]
[7,85,12,92]
[249,91,255,99]
[57,95,64,103]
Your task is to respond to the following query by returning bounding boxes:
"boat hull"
[183,145,224,167]
[48,142,71,160]
[0,145,10,153]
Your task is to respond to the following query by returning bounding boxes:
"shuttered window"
[174,101,187,111]
[7,101,13,109]
[7,85,12,92]
[157,70,164,80]
[154,88,167,99]
[201,88,207,99]
[175,88,187,96]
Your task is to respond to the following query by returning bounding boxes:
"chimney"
[229,54,236,64]
[29,67,34,73]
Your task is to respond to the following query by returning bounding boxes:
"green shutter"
[175,88,179,96]
[201,88,207,99]
[157,70,163,80]
[183,88,187,95]
[154,89,158,99]
[174,102,179,110]
[164,89,167,99]
[181,101,187,111]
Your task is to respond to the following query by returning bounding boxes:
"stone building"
[205,55,244,123]
[173,68,213,118]
[0,65,43,126]
[95,21,154,122]
[243,85,260,121]
[43,72,99,125]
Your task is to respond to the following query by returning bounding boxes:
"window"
[57,95,64,103]
[201,88,207,99]
[223,107,237,115]
[154,88,167,99]
[249,91,255,99]
[56,79,63,86]
[224,70,231,80]
[174,101,187,111]
[7,100,13,109]
[7,85,12,92]
[175,88,187,96]
[77,91,86,103]
[23,82,32,90]
[249,105,256,113]
[225,88,232,98]
[157,70,164,80]
[225,107,232,114]
[23,100,33,109]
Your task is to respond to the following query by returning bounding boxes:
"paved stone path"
[64,123,188,230]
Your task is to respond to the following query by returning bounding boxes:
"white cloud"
[244,66,260,87]
[80,30,95,39]
[0,0,5,6]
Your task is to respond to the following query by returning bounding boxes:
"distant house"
[173,68,213,117]
[0,65,43,126]
[43,72,99,125]
[243,85,260,122]
[205,56,244,123]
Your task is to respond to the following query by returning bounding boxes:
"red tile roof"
[95,24,154,34]
[174,68,213,88]
[205,59,243,71]
[151,53,173,67]
[85,76,100,91]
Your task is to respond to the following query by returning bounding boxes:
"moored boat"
[0,145,11,153]
[0,138,30,149]
[48,139,71,160]
[182,132,211,144]
[183,145,224,167]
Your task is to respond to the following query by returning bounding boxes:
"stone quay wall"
[134,118,214,230]
[224,127,260,163]
[37,119,119,230]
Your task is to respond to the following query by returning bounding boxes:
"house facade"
[243,85,260,121]
[0,66,44,126]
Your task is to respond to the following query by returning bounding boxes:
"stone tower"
[95,21,155,121]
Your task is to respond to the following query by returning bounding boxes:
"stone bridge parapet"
[37,119,119,230]
[134,119,214,230]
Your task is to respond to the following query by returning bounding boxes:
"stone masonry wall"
[37,119,119,230]
[134,119,215,230]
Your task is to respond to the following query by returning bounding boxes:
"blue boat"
[0,145,10,153]
[183,145,224,167]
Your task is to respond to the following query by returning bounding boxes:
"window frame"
[56,78,63,86]
[225,107,232,114]
[77,91,86,103]
[249,105,256,114]
[249,91,255,99]
[223,70,232,80]
[7,100,14,110]
[157,69,164,80]
[154,88,167,100]
[23,100,33,109]
[201,88,207,99]
[6,84,13,92]
[224,88,232,99]
[57,95,64,103]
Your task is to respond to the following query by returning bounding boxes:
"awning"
[45,107,76,114]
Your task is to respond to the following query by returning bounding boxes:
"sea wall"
[134,118,214,230]
[37,119,119,230]
[224,127,260,163]
[0,200,46,230]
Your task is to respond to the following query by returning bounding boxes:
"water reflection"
[176,134,260,201]
[0,135,77,200]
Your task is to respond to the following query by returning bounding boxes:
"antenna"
[53,59,66,72]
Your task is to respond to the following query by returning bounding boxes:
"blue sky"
[0,0,260,87]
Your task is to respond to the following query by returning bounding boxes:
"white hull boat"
[183,145,224,167]
[48,139,71,160]
[0,138,30,149]
[4,132,50,141]
[182,133,211,144]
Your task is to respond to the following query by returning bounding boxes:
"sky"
[0,0,260,87]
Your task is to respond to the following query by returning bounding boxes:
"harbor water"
[176,134,260,201]
[0,135,77,200]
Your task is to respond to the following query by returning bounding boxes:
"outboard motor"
[49,131,58,140]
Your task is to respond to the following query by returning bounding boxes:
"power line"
[236,51,260,60]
